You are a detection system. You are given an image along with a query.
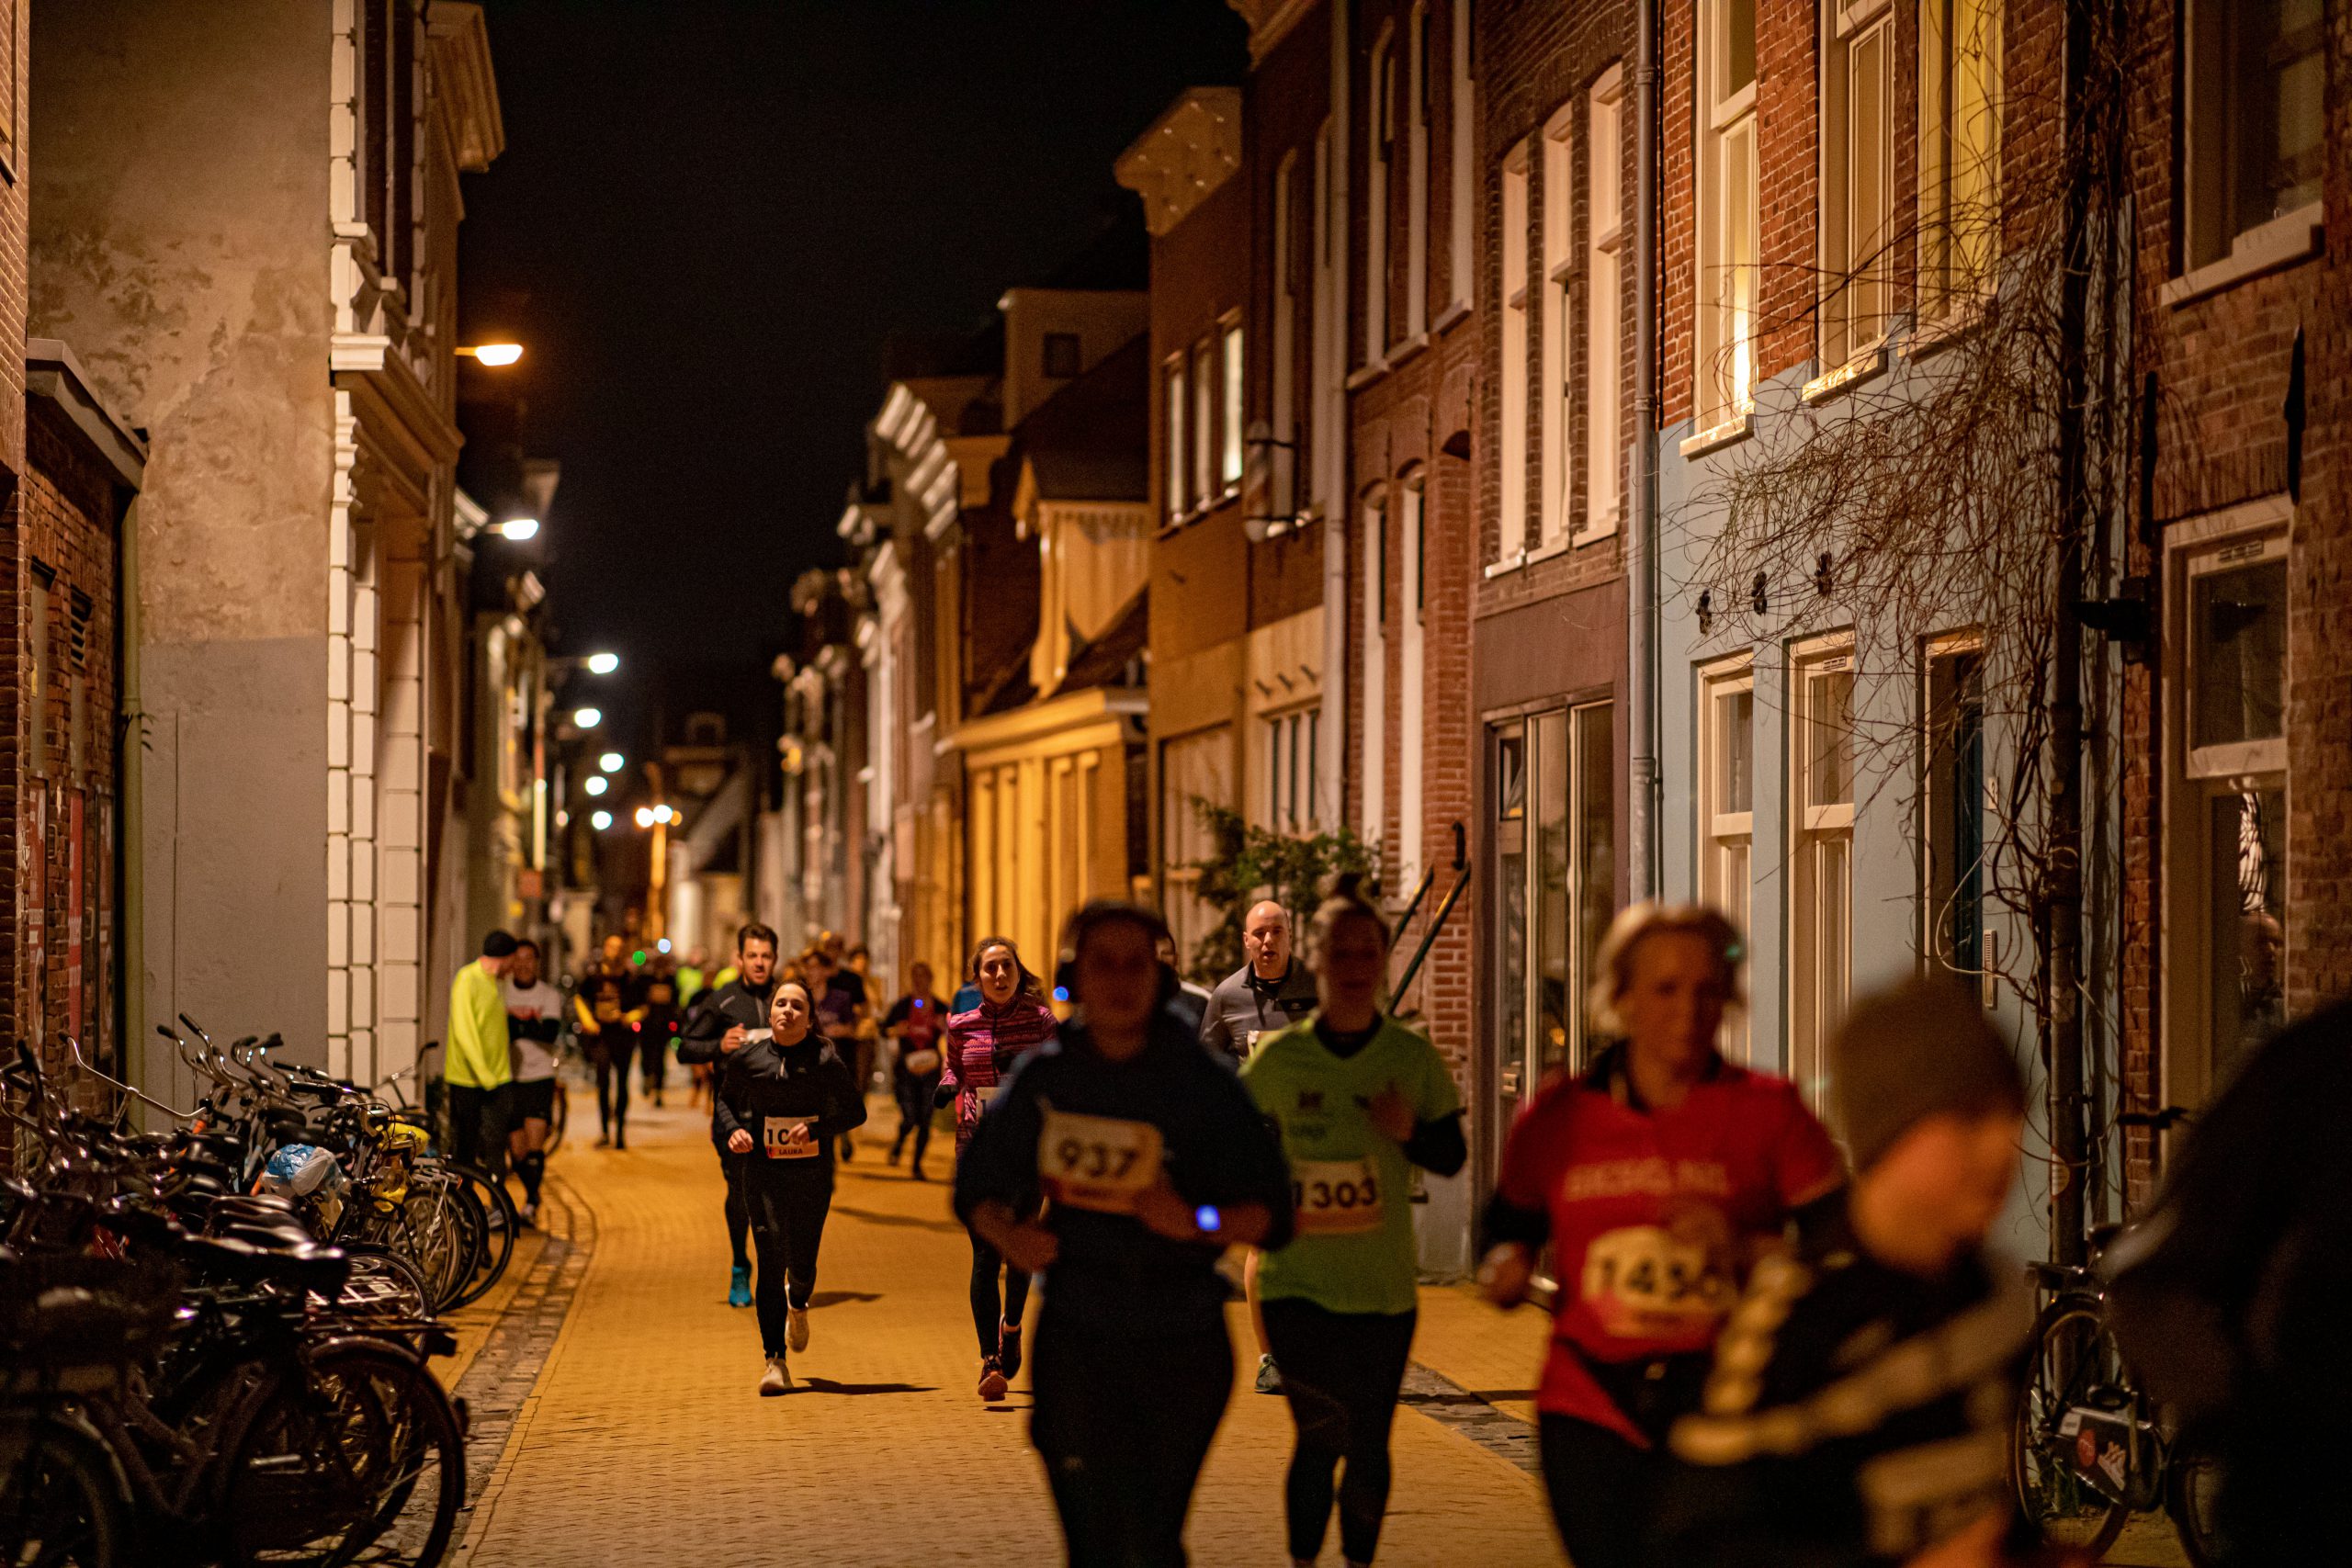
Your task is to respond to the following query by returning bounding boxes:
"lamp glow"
[461,343,525,367]
[583,774,608,796]
[653,805,675,824]
[598,751,624,773]
[572,706,602,728]
[634,807,655,829]
[495,517,539,540]
[590,809,613,830]
[586,652,621,675]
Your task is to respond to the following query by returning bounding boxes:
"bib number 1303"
[1291,1158,1383,1235]
[1038,1108,1165,1215]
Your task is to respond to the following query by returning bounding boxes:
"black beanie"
[1833,974,2025,1169]
[481,930,520,959]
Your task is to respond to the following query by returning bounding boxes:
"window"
[1221,320,1245,492]
[1361,491,1389,839]
[1164,356,1188,521]
[1789,643,1855,1111]
[1540,106,1575,550]
[1161,727,1234,970]
[1585,67,1625,537]
[1499,141,1532,558]
[1407,6,1432,337]
[1448,0,1476,311]
[1822,0,1894,366]
[1367,28,1396,361]
[1193,339,1216,511]
[1922,638,1986,987]
[2186,0,2324,271]
[1044,332,1082,379]
[1697,0,1759,425]
[1272,152,1301,518]
[1493,704,1617,1124]
[1266,707,1323,832]
[1398,477,1428,881]
[1699,660,1754,1061]
[1918,0,2003,318]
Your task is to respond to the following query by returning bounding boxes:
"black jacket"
[711,1032,867,1173]
[679,977,777,1148]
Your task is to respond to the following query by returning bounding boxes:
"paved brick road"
[450,1089,1562,1567]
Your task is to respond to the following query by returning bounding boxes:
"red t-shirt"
[1494,1054,1842,1444]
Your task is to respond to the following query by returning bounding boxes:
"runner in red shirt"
[1481,903,1843,1568]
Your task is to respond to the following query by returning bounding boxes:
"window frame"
[1820,0,1896,369]
[1406,3,1433,337]
[1164,354,1189,523]
[1917,0,2004,322]
[1220,315,1247,495]
[1695,0,1761,430]
[2182,0,2328,275]
[1193,337,1216,514]
[1580,64,1626,544]
[1919,630,1988,988]
[1698,655,1755,1062]
[1787,636,1857,1112]
[1367,25,1396,364]
[1498,139,1532,564]
[1447,0,1476,314]
[1539,101,1576,554]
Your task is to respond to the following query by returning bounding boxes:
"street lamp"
[492,517,539,540]
[584,774,608,797]
[633,806,655,829]
[457,343,525,367]
[585,652,620,675]
[590,809,613,830]
[572,706,603,728]
[598,751,624,773]
[652,804,675,824]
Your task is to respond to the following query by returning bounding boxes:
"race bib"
[1292,1157,1385,1235]
[974,1083,1007,1105]
[902,1048,942,1076]
[594,998,622,1022]
[1579,1225,1731,1335]
[763,1115,818,1159]
[1038,1108,1164,1214]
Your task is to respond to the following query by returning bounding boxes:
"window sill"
[2161,204,2325,309]
[1679,410,1755,459]
[1570,513,1622,549]
[1905,299,1988,360]
[1484,536,1573,578]
[1345,359,1389,392]
[1385,332,1431,368]
[1802,344,1887,405]
[1430,299,1471,334]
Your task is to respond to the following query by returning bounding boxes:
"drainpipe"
[1320,0,1351,834]
[1628,0,1661,902]
[116,496,147,1111]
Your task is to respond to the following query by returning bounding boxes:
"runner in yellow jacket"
[447,930,517,1175]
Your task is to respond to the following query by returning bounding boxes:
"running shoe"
[978,1356,1009,1402]
[910,1164,928,1181]
[728,1264,752,1309]
[520,1201,538,1227]
[786,1306,810,1353]
[759,1357,790,1396]
[615,1131,628,1151]
[998,1319,1023,1381]
[1255,1354,1283,1394]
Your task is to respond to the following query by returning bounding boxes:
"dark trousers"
[741,1155,831,1355]
[594,1050,630,1138]
[639,1032,667,1099]
[446,1082,512,1179]
[970,1232,1033,1356]
[1539,1414,1669,1568]
[1030,1315,1232,1568]
[891,1073,938,1168]
[1261,1300,1417,1564]
[722,1145,752,1269]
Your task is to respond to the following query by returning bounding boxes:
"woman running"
[1480,903,1844,1568]
[884,961,949,1179]
[1242,883,1467,1568]
[713,976,868,1395]
[937,934,1058,1399]
[956,902,1294,1567]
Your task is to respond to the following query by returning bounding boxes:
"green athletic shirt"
[1242,1013,1462,1316]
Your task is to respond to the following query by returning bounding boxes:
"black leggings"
[1261,1300,1417,1564]
[970,1233,1033,1356]
[639,1032,667,1098]
[594,1051,629,1137]
[741,1156,831,1355]
[1030,1314,1232,1567]
[722,1146,751,1269]
[891,1073,937,1167]
[1538,1414,1669,1568]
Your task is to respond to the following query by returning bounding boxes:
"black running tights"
[969,1232,1032,1356]
[1261,1300,1417,1564]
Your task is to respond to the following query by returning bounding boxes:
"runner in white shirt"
[503,939,565,1224]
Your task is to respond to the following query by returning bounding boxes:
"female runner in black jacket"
[714,977,867,1394]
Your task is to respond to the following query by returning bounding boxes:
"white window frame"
[2182,0,2328,276]
[1360,488,1389,844]
[1366,25,1396,364]
[1447,0,1476,314]
[1539,102,1575,553]
[1695,0,1759,432]
[1919,630,1991,993]
[1821,0,1895,371]
[1698,655,1755,1063]
[1193,337,1216,513]
[1164,354,1188,523]
[1917,0,2003,322]
[1220,315,1246,495]
[1498,139,1532,562]
[1265,705,1325,833]
[1788,637,1856,1112]
[1406,4,1432,338]
[1397,473,1428,882]
[1581,64,1625,542]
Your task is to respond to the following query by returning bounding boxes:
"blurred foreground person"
[1480,903,1841,1568]
[956,903,1293,1568]
[1661,976,2036,1568]
[2105,997,2352,1567]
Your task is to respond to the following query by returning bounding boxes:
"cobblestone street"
[447,1089,1561,1567]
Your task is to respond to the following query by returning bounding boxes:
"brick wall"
[0,0,32,1089]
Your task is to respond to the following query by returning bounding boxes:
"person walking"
[1199,899,1320,1394]
[1479,902,1844,1568]
[446,931,517,1179]
[956,902,1294,1568]
[714,976,868,1394]
[1243,884,1467,1568]
[882,961,949,1178]
[678,922,782,1310]
[1657,976,2033,1568]
[638,953,686,1108]
[502,938,564,1224]
[937,933,1058,1400]
[573,934,644,1149]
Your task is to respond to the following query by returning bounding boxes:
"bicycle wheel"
[222,1341,464,1568]
[2165,1435,2228,1568]
[2011,1299,2133,1559]
[0,1413,131,1568]
[328,1245,435,1323]
[397,1187,470,1315]
[439,1165,513,1311]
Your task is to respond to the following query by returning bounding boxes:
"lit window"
[1540,104,1574,550]
[1164,356,1188,521]
[1823,0,1894,366]
[1499,141,1531,558]
[1699,660,1754,1062]
[1585,66,1624,537]
[1790,643,1855,1112]
[1697,0,1759,424]
[1918,0,2003,319]
[1221,320,1245,491]
[1193,339,1216,511]
[2186,0,2324,271]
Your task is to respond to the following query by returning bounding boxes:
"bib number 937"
[1038,1109,1164,1215]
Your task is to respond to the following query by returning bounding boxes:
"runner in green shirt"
[1241,883,1466,1568]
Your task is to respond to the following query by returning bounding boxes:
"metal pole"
[1628,0,1662,901]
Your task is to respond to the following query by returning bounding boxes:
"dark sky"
[458,0,1248,747]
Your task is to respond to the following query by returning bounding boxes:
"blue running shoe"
[728,1264,752,1308]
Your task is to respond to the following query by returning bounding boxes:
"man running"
[882,961,948,1178]
[503,939,564,1224]
[638,953,685,1108]
[678,922,781,1309]
[573,934,644,1148]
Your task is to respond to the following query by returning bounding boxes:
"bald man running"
[1197,900,1320,1062]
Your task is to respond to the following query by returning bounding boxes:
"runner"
[639,953,686,1108]
[813,938,874,1159]
[955,902,1294,1565]
[1479,902,1844,1568]
[678,922,782,1310]
[573,933,644,1149]
[712,976,867,1394]
[882,960,949,1178]
[1243,883,1466,1568]
[503,938,565,1224]
[937,933,1057,1400]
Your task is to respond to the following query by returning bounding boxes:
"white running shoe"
[759,1357,791,1396]
[786,1306,810,1353]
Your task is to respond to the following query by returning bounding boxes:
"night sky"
[458,0,1248,750]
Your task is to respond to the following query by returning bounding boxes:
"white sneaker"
[786,1306,810,1353]
[759,1356,790,1396]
